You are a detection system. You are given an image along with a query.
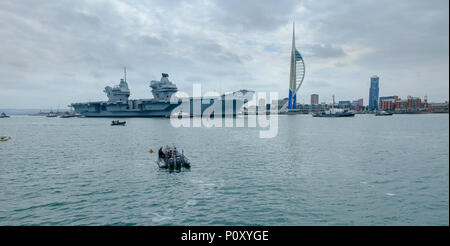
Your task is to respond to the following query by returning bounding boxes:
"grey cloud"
[308,44,346,58]
[185,76,206,83]
[306,80,332,88]
[212,0,297,32]
[0,0,448,108]
[192,41,242,64]
[139,35,164,46]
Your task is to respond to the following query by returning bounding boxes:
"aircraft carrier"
[71,71,254,117]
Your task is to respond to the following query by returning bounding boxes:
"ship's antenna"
[124,67,127,82]
[332,94,335,109]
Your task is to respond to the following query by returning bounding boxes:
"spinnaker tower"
[281,22,306,112]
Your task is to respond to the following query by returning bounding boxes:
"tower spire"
[124,67,127,82]
[288,21,297,109]
[292,21,295,52]
[282,20,305,113]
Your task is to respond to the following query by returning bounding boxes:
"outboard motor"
[168,158,174,168]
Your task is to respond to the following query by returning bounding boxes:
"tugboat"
[60,108,79,118]
[156,146,191,169]
[312,108,355,117]
[111,120,126,126]
[312,95,355,117]
[375,110,393,116]
[0,112,10,118]
[46,111,58,117]
[60,112,75,118]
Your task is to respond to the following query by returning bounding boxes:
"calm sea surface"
[0,114,448,225]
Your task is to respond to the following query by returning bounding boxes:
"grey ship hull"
[72,100,180,117]
[72,97,249,118]
[81,111,176,117]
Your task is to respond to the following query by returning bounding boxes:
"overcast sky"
[0,0,448,109]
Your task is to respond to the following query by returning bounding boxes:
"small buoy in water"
[0,136,11,142]
[148,149,154,153]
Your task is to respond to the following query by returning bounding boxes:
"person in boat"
[158,147,165,159]
[173,147,178,157]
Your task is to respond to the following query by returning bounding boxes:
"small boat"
[0,112,10,118]
[168,109,191,119]
[46,112,58,117]
[156,146,191,169]
[60,113,75,118]
[111,120,126,126]
[59,111,80,118]
[312,95,355,117]
[313,108,355,117]
[375,111,393,116]
[0,136,11,142]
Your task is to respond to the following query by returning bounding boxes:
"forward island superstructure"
[71,71,254,117]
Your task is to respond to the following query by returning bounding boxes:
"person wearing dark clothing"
[158,147,165,159]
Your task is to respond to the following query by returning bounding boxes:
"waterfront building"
[338,101,352,109]
[395,99,408,111]
[394,96,423,112]
[277,98,289,111]
[369,75,379,111]
[295,104,309,113]
[428,102,449,112]
[311,94,319,105]
[423,95,429,109]
[310,103,327,113]
[295,103,327,114]
[348,98,364,112]
[351,100,359,111]
[358,98,364,107]
[382,96,449,113]
[408,96,422,109]
[379,96,398,111]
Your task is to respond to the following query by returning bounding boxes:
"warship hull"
[72,97,250,117]
[72,100,180,117]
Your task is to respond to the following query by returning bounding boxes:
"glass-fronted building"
[369,76,379,110]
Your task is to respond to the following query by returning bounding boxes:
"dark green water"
[0,114,448,225]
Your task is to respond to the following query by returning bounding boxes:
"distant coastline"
[0,109,60,116]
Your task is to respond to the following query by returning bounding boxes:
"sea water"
[0,114,448,225]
